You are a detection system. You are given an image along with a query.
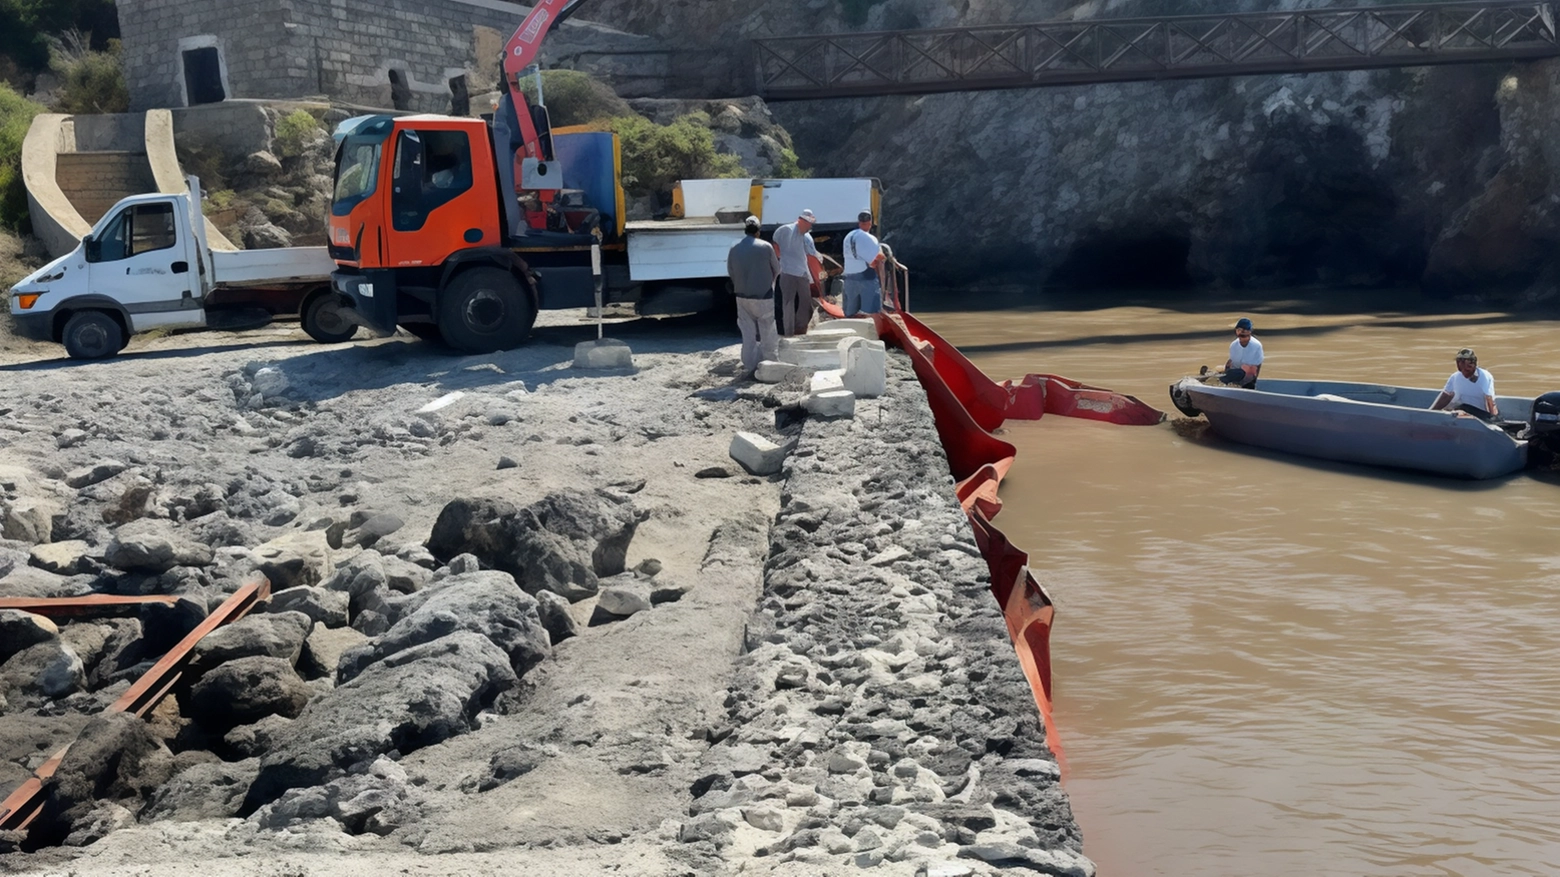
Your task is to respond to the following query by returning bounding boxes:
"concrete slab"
[574,338,634,369]
[730,431,793,476]
[803,390,856,418]
[842,338,887,399]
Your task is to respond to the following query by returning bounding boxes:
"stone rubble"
[0,323,1089,875]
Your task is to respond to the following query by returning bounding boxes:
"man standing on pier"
[773,209,819,336]
[842,211,885,317]
[727,215,780,378]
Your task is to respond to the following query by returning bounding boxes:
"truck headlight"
[15,293,41,310]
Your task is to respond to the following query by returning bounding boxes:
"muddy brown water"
[916,291,1560,877]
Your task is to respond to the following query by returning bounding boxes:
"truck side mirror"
[83,235,100,263]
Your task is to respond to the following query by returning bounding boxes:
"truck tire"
[62,310,124,360]
[438,267,536,353]
[302,292,358,344]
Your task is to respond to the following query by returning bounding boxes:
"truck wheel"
[438,267,536,353]
[302,292,358,344]
[62,311,123,360]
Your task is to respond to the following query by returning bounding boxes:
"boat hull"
[1173,378,1529,480]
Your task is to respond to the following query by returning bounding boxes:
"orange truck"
[325,0,882,353]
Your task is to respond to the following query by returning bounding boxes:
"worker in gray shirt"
[726,215,781,378]
[772,208,820,337]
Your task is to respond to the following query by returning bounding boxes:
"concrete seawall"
[677,352,1093,873]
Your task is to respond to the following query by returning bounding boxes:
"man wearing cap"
[726,215,781,379]
[1429,348,1498,420]
[773,209,820,337]
[1220,317,1263,389]
[842,211,886,317]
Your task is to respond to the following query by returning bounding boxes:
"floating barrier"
[869,308,1163,766]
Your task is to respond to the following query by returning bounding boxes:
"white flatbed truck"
[8,179,348,359]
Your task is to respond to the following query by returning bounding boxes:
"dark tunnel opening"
[1047,230,1194,291]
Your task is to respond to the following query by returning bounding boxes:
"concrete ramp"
[23,109,237,258]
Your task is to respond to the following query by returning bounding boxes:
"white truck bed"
[211,246,335,286]
[626,218,744,282]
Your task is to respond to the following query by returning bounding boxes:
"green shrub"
[774,146,810,179]
[597,112,745,198]
[0,81,45,231]
[273,109,323,159]
[517,69,631,128]
[208,188,236,209]
[48,30,126,114]
[0,0,118,78]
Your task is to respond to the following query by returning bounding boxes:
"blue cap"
[1235,318,1253,331]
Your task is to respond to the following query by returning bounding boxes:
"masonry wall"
[118,0,535,114]
[119,0,306,111]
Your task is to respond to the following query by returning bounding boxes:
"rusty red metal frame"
[755,1,1560,99]
[0,595,180,618]
[0,575,271,834]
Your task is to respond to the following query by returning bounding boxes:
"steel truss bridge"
[753,1,1560,99]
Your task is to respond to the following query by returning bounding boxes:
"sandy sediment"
[0,315,1089,876]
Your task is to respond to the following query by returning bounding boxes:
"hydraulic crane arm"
[502,0,593,84]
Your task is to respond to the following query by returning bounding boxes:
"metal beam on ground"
[0,575,271,835]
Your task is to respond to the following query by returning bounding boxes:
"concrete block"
[778,337,843,369]
[803,389,856,418]
[842,338,887,399]
[730,431,794,476]
[810,369,845,393]
[820,318,879,341]
[755,360,805,383]
[574,338,634,369]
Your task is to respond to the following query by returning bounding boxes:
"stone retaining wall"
[118,0,683,114]
[676,352,1094,875]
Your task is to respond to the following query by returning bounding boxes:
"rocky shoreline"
[0,315,1087,876]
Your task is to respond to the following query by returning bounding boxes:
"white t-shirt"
[1443,367,1495,410]
[1228,336,1264,369]
[843,228,881,276]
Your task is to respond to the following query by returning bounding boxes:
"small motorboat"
[1169,377,1560,479]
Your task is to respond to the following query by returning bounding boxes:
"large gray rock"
[337,571,549,682]
[1,639,85,698]
[268,585,350,629]
[300,625,369,680]
[424,490,643,600]
[251,530,334,590]
[0,609,59,662]
[534,589,578,645]
[31,712,175,846]
[104,520,214,572]
[186,655,313,731]
[245,631,517,808]
[189,610,313,670]
[142,757,260,821]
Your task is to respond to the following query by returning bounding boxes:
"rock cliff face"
[578,0,1560,301]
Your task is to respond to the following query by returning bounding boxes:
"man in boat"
[1219,317,1263,389]
[1429,348,1498,421]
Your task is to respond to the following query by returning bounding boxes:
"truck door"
[86,200,205,332]
[383,126,499,268]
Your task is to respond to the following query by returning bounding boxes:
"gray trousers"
[778,273,813,336]
[735,296,778,373]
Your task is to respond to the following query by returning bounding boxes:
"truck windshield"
[332,130,389,215]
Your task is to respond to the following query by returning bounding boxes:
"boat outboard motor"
[1526,391,1560,467]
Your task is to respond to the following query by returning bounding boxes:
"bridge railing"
[754,1,1559,99]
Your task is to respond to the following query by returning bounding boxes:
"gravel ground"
[0,312,1089,876]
